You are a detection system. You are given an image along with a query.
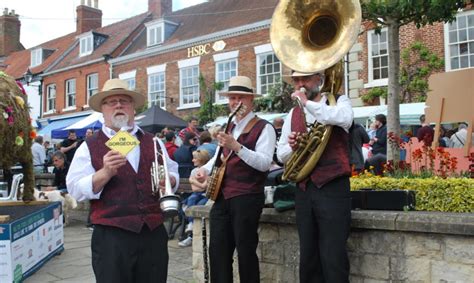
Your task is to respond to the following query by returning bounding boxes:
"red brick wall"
[113,28,273,118]
[42,62,109,117]
[358,21,445,88]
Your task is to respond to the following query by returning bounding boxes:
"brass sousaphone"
[270,0,362,182]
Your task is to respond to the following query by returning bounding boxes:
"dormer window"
[146,19,179,48]
[80,34,93,56]
[77,31,108,57]
[146,22,163,47]
[30,48,42,67]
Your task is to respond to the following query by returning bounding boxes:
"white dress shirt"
[277,94,353,164]
[66,124,179,202]
[31,142,46,166]
[202,111,276,174]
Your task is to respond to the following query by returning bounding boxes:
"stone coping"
[189,205,474,236]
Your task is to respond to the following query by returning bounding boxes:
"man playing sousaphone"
[195,76,276,282]
[277,70,354,282]
[66,78,179,283]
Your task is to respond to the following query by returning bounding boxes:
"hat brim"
[219,90,261,97]
[89,89,146,112]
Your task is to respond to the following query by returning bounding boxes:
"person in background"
[32,135,46,174]
[60,130,82,163]
[85,128,94,139]
[273,117,284,141]
[367,121,377,139]
[66,78,179,283]
[178,149,211,248]
[207,124,222,145]
[45,151,69,193]
[44,140,54,167]
[416,114,434,146]
[179,117,200,143]
[349,121,370,174]
[449,122,472,148]
[195,76,276,283]
[277,70,353,283]
[174,132,198,178]
[365,114,387,175]
[197,130,217,158]
[164,131,178,160]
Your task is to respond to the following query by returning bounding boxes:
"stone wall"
[189,207,474,283]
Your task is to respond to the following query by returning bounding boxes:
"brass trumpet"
[151,137,180,218]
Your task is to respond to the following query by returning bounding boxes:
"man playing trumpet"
[277,71,353,282]
[67,79,178,283]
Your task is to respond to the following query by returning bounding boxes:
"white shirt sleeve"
[66,142,101,202]
[236,123,276,172]
[276,109,295,164]
[305,94,353,132]
[201,120,276,173]
[276,95,354,164]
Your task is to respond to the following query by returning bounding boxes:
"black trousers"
[295,177,352,283]
[209,193,265,283]
[91,224,168,283]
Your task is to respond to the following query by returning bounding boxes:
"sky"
[2,0,207,49]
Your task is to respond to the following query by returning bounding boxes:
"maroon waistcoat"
[87,130,164,233]
[291,106,351,189]
[221,119,269,199]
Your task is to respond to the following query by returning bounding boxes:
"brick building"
[0,0,473,136]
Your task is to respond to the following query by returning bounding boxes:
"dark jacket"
[372,124,387,155]
[349,123,370,171]
[174,144,197,178]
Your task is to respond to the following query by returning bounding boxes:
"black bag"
[351,189,416,211]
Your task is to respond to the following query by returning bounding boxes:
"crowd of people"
[21,74,471,283]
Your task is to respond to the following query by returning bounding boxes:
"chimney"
[0,8,23,57]
[149,0,172,17]
[76,0,102,34]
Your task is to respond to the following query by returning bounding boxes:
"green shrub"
[350,177,474,213]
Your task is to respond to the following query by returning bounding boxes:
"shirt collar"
[102,123,144,138]
[233,111,255,127]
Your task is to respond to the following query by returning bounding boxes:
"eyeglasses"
[102,98,132,107]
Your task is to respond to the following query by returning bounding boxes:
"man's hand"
[288,131,299,151]
[291,89,308,106]
[102,150,127,177]
[217,132,241,152]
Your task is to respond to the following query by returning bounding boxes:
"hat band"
[228,85,253,93]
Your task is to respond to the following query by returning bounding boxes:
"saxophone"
[269,0,362,183]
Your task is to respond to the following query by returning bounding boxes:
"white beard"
[111,112,130,130]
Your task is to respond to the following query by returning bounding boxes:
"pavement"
[24,210,194,283]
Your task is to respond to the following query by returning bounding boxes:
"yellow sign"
[187,43,211,58]
[105,131,140,156]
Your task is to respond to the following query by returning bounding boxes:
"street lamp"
[23,68,43,118]
[23,68,33,86]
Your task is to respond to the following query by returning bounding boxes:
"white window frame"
[79,33,93,57]
[146,21,164,47]
[45,84,56,114]
[30,48,42,67]
[65,79,76,111]
[365,28,389,88]
[444,10,474,71]
[119,70,137,90]
[254,44,282,96]
[177,57,201,109]
[147,64,167,109]
[214,51,239,104]
[86,73,98,103]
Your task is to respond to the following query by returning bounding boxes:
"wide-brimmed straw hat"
[289,70,323,77]
[89,78,146,112]
[220,76,261,97]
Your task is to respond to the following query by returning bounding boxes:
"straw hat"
[289,70,323,77]
[220,76,261,97]
[89,78,146,112]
